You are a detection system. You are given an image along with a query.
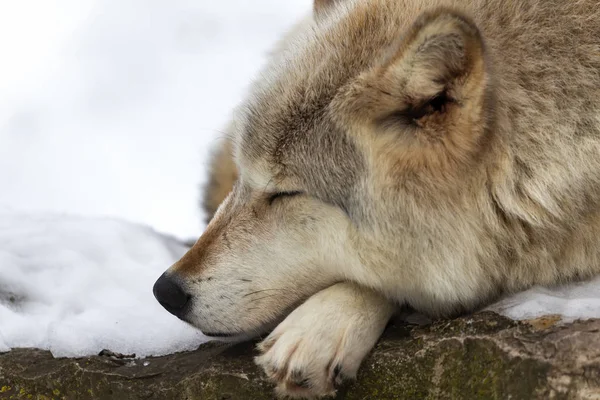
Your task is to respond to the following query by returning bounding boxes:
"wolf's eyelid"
[268,191,303,205]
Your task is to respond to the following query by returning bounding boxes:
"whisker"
[248,294,282,304]
[243,288,288,298]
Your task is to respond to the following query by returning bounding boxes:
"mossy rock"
[1,312,599,399]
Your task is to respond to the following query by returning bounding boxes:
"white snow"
[0,212,206,357]
[1,0,600,359]
[488,276,600,322]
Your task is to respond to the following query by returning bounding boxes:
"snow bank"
[488,276,600,322]
[0,213,206,357]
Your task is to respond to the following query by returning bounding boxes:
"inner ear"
[381,90,456,130]
[406,90,454,121]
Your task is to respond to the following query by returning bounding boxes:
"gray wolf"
[154,0,600,397]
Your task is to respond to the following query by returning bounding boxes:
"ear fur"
[349,9,490,139]
[314,0,339,19]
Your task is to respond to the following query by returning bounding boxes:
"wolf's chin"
[192,318,283,342]
[186,298,309,341]
[200,329,265,343]
[202,332,247,342]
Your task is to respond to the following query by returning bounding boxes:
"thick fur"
[162,0,600,397]
[202,132,237,224]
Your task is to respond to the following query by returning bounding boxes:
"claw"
[327,363,343,387]
[290,369,311,389]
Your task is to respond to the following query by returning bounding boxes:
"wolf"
[154,0,600,397]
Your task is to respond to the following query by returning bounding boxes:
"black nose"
[153,273,190,317]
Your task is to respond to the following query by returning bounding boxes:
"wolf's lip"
[202,331,239,338]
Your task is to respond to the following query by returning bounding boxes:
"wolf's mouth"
[202,331,240,338]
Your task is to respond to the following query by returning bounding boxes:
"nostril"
[153,273,190,317]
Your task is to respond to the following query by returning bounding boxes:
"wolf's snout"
[153,273,190,317]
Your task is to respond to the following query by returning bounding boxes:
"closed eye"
[268,191,303,205]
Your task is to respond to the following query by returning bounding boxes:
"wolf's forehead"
[231,3,404,199]
[235,2,401,171]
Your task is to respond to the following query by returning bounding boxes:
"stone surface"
[1,312,600,399]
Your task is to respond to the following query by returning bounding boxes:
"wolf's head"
[154,0,496,337]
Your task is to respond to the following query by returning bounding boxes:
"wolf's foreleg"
[255,282,395,398]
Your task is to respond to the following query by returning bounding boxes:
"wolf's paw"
[254,283,394,399]
[255,310,363,398]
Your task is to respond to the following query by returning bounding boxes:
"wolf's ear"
[351,10,490,137]
[314,0,339,18]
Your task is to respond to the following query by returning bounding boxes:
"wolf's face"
[153,180,356,337]
[155,2,495,337]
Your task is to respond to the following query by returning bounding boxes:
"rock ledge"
[1,312,599,399]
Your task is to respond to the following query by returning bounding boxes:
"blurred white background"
[0,0,312,239]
